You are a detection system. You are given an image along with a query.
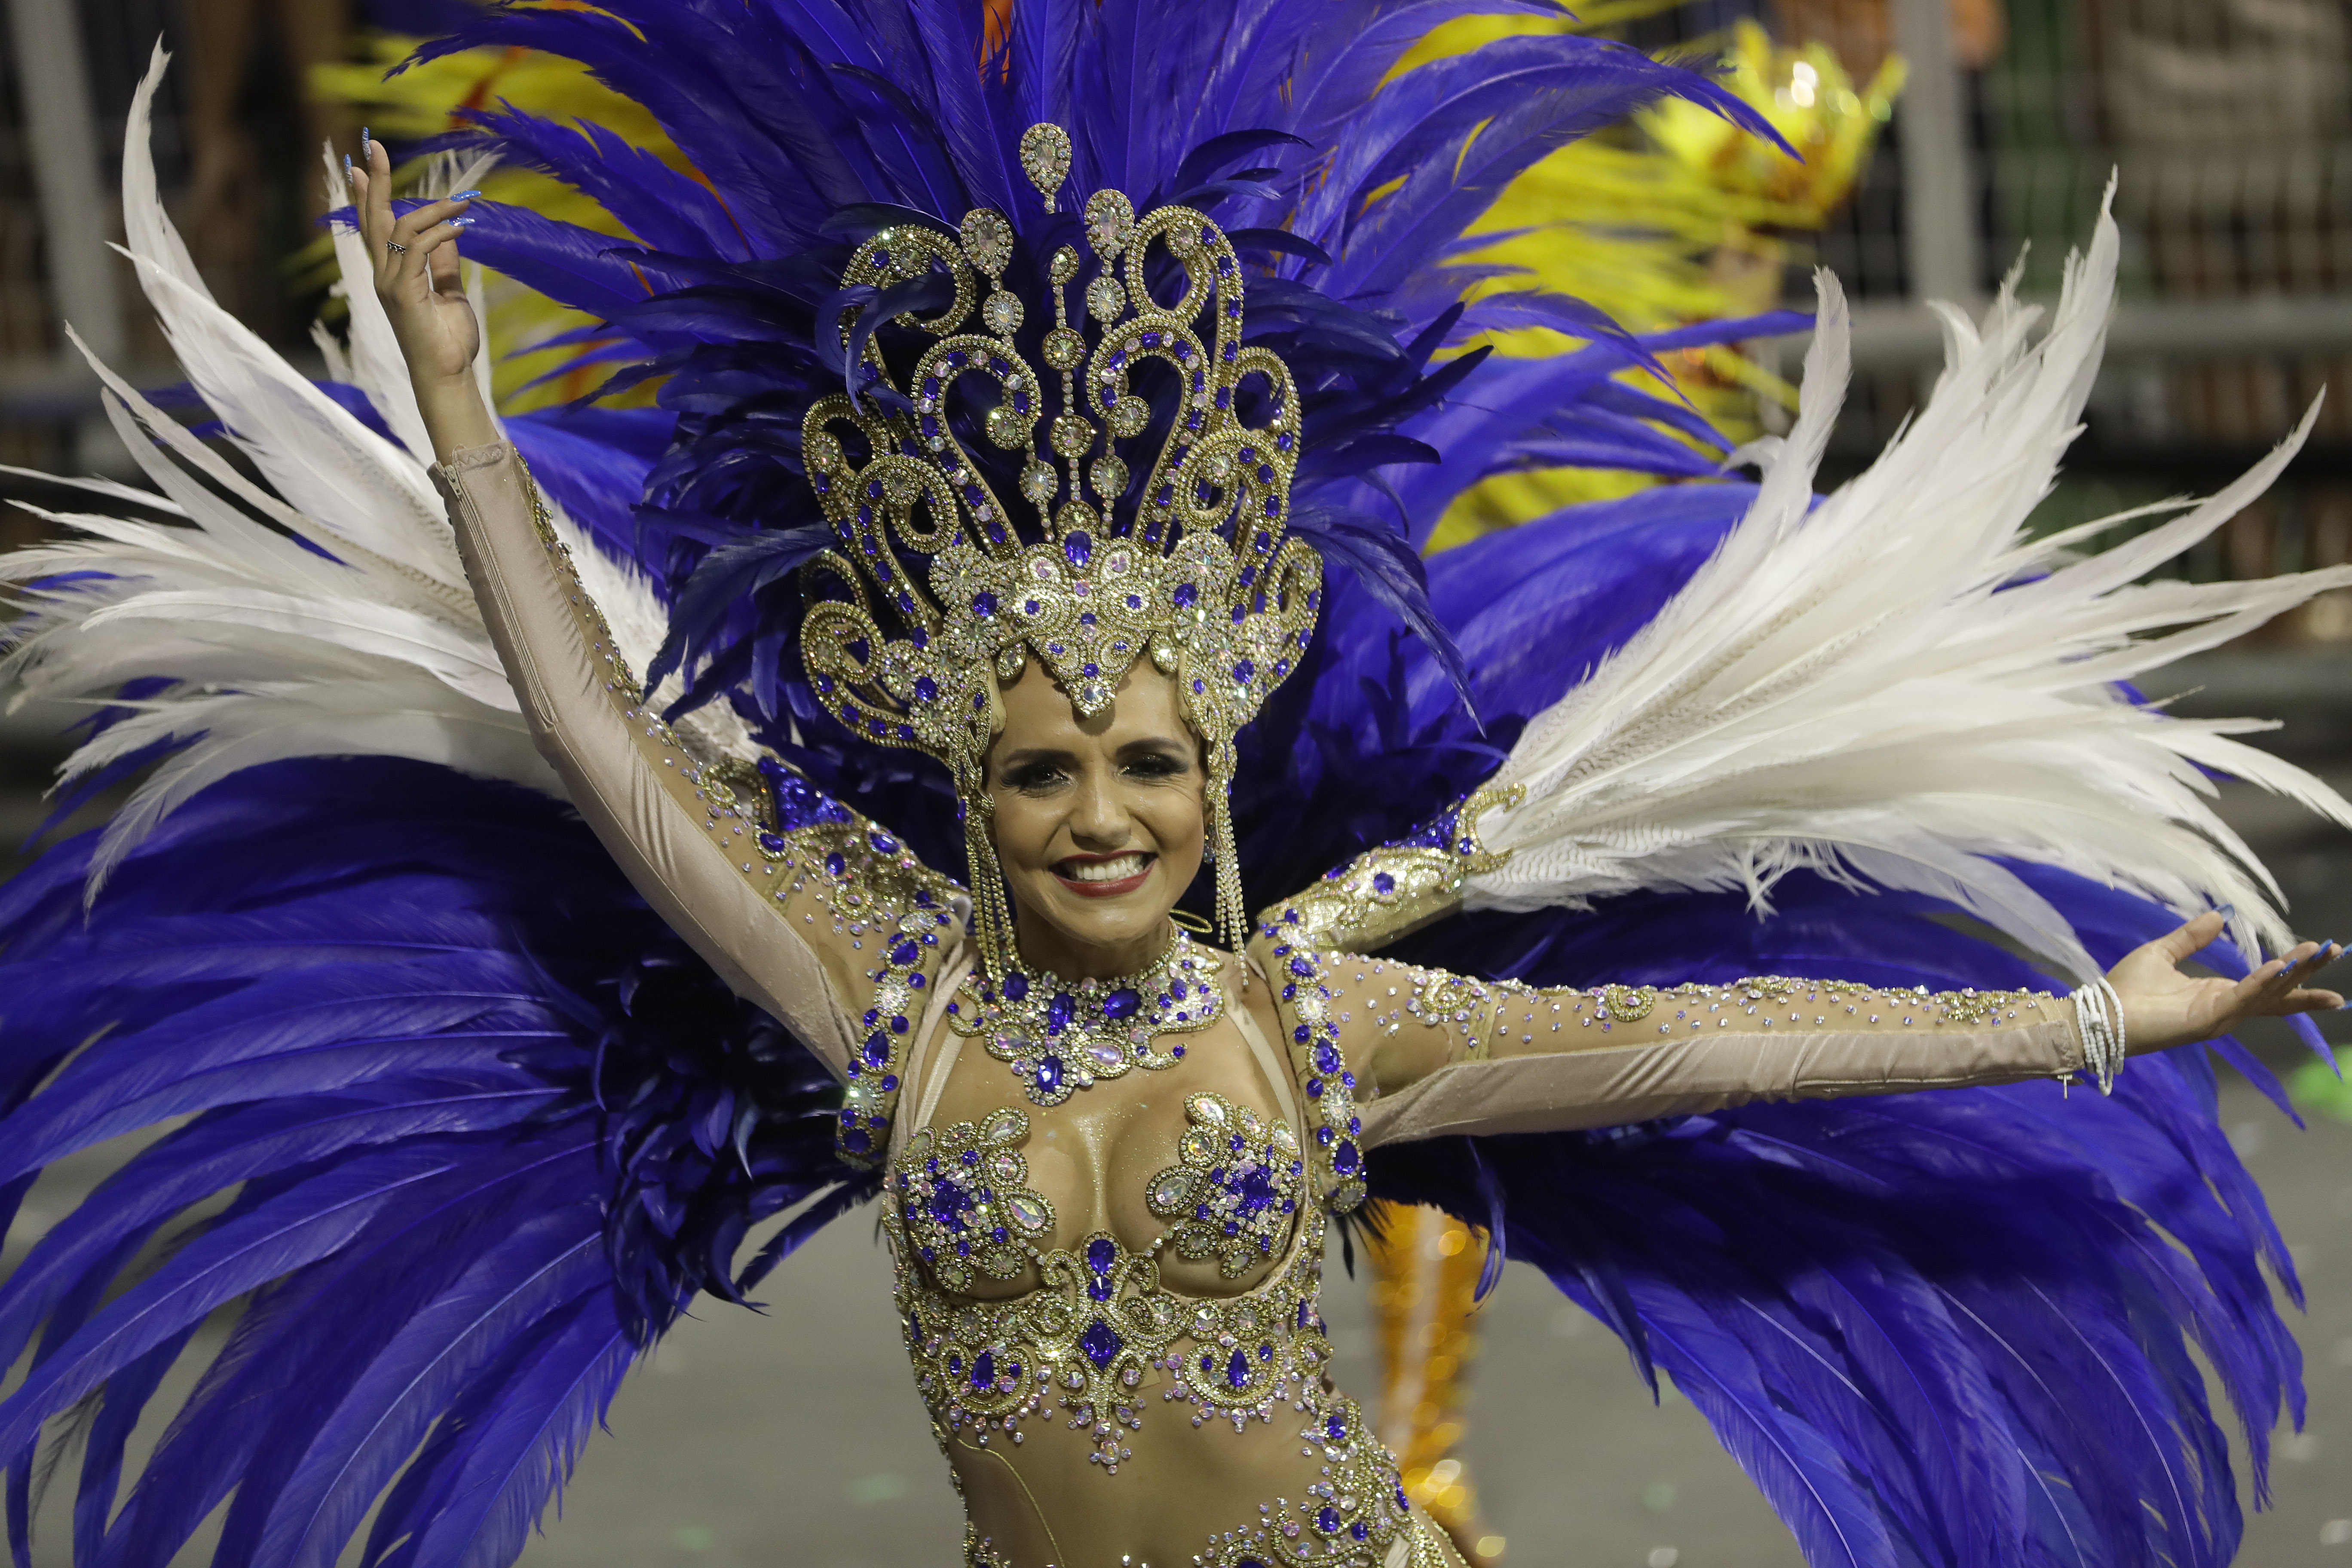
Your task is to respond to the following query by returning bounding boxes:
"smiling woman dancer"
[361,108,2340,1568]
[4,8,2352,1568]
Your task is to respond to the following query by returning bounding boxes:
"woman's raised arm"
[354,140,965,1098]
[1299,913,2341,1146]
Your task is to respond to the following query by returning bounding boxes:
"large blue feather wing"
[0,761,871,1568]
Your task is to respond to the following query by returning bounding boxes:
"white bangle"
[2069,977,2127,1095]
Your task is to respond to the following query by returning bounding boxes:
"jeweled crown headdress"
[799,124,1320,970]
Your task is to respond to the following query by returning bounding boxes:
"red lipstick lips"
[1052,850,1156,898]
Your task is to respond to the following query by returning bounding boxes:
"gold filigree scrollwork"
[1264,781,1525,955]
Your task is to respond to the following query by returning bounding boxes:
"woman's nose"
[1066,769,1128,847]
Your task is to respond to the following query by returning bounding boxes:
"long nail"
[450,189,481,200]
[2216,903,2236,921]
[451,215,477,228]
[343,153,352,176]
[361,126,372,156]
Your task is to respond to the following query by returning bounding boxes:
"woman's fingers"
[389,196,475,248]
[427,227,462,292]
[2152,910,2226,964]
[361,132,396,246]
[379,217,472,291]
[2242,941,2343,1017]
[350,130,475,294]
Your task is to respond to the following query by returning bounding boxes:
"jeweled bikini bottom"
[960,1393,1467,1568]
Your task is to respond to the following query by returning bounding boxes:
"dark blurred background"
[0,0,2347,1563]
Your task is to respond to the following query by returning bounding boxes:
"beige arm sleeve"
[432,441,958,1081]
[1321,961,2085,1147]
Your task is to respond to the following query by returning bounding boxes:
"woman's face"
[985,657,1206,977]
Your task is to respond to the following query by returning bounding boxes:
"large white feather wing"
[1466,195,2352,979]
[0,46,743,891]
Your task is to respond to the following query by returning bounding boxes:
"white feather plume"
[1467,188,2352,978]
[0,46,748,894]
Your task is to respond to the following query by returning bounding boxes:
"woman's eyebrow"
[995,746,1076,769]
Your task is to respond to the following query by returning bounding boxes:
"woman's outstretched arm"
[354,140,964,1091]
[1300,912,2341,1145]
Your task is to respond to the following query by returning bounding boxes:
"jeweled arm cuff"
[1261,782,1520,955]
[1357,977,2085,1146]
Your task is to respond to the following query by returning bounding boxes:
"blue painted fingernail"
[450,190,481,200]
[343,153,352,174]
[451,215,477,228]
[2216,903,2236,920]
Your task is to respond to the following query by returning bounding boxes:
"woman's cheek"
[989,793,1045,876]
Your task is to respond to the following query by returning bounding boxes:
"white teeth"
[1063,852,1151,883]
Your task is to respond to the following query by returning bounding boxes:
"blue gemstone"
[973,591,998,616]
[1232,658,1254,683]
[1035,1055,1063,1094]
[1326,1413,1347,1441]
[1103,988,1141,1020]
[863,1034,890,1067]
[1372,871,1395,894]
[1003,971,1029,1001]
[1318,1507,1341,1534]
[1289,956,1314,978]
[1170,980,1188,1001]
[1080,1320,1123,1368]
[891,940,919,966]
[1046,992,1076,1034]
[1065,531,1092,567]
[927,1179,973,1228]
[971,1350,995,1390]
[1314,1044,1341,1074]
[1173,582,1197,609]
[1226,1349,1250,1389]
[1087,1236,1118,1272]
[913,675,937,702]
[1333,1140,1360,1174]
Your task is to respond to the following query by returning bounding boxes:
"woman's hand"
[349,134,496,456]
[2109,910,2343,1054]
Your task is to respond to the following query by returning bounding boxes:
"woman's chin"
[1020,874,1181,964]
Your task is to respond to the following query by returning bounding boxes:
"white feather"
[2,49,744,897]
[1467,188,2352,977]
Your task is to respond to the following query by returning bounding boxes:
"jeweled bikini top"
[886,1091,1328,1476]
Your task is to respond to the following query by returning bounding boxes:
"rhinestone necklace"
[944,927,1224,1106]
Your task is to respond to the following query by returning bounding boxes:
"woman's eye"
[1124,754,1182,778]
